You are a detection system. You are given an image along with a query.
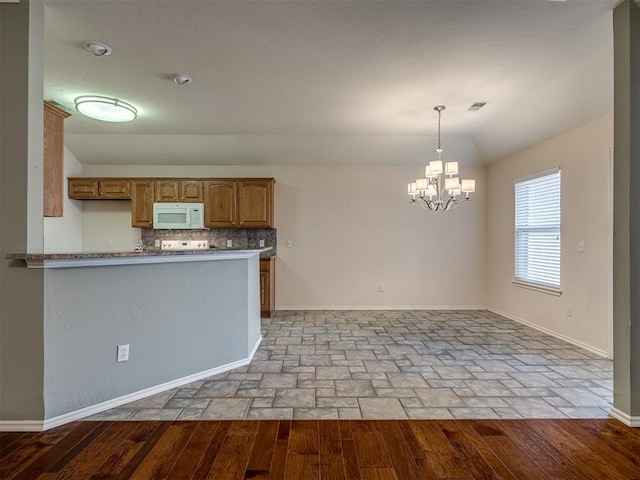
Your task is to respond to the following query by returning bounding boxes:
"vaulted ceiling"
[43,0,615,166]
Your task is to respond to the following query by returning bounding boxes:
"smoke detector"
[170,73,193,86]
[82,41,112,57]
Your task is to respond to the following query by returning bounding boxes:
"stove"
[161,240,210,250]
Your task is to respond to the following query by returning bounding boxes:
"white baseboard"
[276,306,488,311]
[0,420,44,432]
[487,307,608,358]
[249,334,262,359]
[10,335,263,432]
[609,407,640,427]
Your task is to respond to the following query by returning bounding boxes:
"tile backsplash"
[141,228,277,254]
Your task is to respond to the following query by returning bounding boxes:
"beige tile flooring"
[86,310,613,421]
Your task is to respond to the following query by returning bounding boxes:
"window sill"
[512,280,562,296]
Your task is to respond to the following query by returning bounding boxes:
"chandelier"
[407,105,475,211]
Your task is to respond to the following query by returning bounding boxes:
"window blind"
[514,169,561,289]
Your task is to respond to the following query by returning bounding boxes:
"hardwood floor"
[1,419,639,479]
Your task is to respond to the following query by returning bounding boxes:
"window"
[514,168,561,292]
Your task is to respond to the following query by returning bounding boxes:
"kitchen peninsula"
[7,248,265,426]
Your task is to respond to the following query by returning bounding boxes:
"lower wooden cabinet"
[260,258,275,318]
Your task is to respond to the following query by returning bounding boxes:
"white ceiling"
[43,0,615,166]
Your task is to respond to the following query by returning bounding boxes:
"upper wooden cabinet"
[204,180,237,227]
[131,180,155,228]
[68,178,130,199]
[180,180,203,202]
[155,179,203,202]
[68,178,99,199]
[99,179,131,199]
[237,179,274,227]
[154,180,179,202]
[204,179,274,228]
[43,101,71,217]
[68,177,274,229]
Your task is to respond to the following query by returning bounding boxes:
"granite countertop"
[7,246,274,261]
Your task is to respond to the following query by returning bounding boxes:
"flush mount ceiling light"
[74,96,137,122]
[170,73,193,85]
[407,105,476,211]
[82,40,112,57]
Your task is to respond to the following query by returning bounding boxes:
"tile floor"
[86,310,613,421]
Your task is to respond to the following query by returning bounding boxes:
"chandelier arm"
[421,198,436,211]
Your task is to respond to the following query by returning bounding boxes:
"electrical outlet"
[226,239,233,247]
[379,284,385,292]
[154,239,160,248]
[105,239,112,248]
[286,240,293,248]
[117,344,129,362]
[578,241,585,253]
[259,239,265,248]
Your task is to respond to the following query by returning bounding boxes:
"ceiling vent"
[468,102,487,112]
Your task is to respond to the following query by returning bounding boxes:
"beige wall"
[81,200,141,252]
[43,147,83,253]
[82,164,488,309]
[487,114,612,354]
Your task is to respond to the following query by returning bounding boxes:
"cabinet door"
[131,180,155,228]
[155,180,179,202]
[68,178,99,199]
[204,180,237,227]
[260,258,275,318]
[237,179,274,227]
[43,101,70,216]
[180,180,203,202]
[99,179,131,199]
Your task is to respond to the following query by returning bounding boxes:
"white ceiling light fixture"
[82,40,112,57]
[170,73,193,86]
[407,105,476,211]
[75,95,137,122]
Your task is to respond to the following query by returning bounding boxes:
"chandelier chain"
[437,107,441,151]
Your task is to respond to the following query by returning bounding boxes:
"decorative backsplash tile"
[141,228,277,255]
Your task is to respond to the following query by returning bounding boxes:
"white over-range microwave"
[152,203,205,229]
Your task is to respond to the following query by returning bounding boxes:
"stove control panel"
[161,240,210,250]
